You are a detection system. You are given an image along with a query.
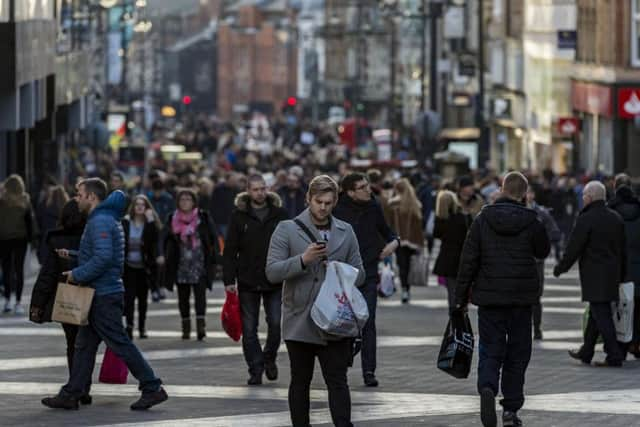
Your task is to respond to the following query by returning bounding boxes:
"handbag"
[408,250,428,287]
[221,290,242,341]
[437,310,474,379]
[99,348,129,384]
[51,279,95,326]
[613,282,634,343]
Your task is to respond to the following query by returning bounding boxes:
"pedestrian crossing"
[2,263,634,426]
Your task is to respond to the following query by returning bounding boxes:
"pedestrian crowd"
[0,160,639,427]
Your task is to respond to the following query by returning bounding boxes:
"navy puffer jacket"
[72,191,126,296]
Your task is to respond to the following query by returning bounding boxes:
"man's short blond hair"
[307,175,339,200]
[501,172,529,200]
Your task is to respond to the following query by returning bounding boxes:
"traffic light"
[287,97,297,107]
[182,95,192,105]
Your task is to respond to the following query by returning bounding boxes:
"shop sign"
[557,117,579,135]
[617,88,640,118]
[571,81,612,117]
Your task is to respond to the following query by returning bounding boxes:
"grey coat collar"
[295,208,347,258]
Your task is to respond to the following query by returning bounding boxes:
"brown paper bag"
[51,281,95,326]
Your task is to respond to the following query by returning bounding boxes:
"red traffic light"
[182,95,192,105]
[287,97,297,107]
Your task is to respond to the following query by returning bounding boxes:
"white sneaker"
[14,303,24,315]
[401,290,410,304]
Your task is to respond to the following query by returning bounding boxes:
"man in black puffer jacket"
[456,171,550,427]
[608,174,640,356]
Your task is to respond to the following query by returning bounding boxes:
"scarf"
[172,208,200,248]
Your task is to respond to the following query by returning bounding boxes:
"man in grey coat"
[266,175,364,427]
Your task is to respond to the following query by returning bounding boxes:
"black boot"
[196,317,206,341]
[181,318,191,340]
[42,394,79,410]
[125,326,133,340]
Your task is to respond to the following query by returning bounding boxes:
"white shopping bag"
[378,263,395,298]
[612,282,634,343]
[311,261,369,338]
[408,251,429,287]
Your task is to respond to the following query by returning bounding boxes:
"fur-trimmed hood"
[234,191,283,212]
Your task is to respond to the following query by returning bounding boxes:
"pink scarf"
[172,208,200,248]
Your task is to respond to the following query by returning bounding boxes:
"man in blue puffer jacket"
[42,178,168,411]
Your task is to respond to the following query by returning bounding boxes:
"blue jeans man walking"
[42,181,168,410]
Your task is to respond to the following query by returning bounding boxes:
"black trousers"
[1,238,28,302]
[633,296,640,348]
[285,339,353,427]
[478,306,532,413]
[396,246,416,291]
[359,280,378,375]
[532,262,545,333]
[177,281,207,319]
[582,302,624,364]
[123,265,150,332]
[62,323,79,376]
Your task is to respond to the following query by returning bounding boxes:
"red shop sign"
[571,81,612,117]
[617,88,640,118]
[557,117,579,135]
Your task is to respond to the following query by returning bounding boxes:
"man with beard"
[223,174,288,385]
[333,172,399,387]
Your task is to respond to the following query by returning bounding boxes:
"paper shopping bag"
[51,281,95,326]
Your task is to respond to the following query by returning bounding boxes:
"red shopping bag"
[221,290,242,342]
[99,348,129,384]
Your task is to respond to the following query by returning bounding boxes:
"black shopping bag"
[437,311,474,379]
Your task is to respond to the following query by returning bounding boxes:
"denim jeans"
[61,292,162,398]
[477,306,532,413]
[239,289,282,376]
[359,280,377,375]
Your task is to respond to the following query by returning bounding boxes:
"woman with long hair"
[29,200,89,399]
[37,185,69,263]
[389,178,424,303]
[0,174,37,314]
[432,190,472,311]
[163,188,219,340]
[122,195,162,339]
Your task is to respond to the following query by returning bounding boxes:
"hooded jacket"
[223,192,288,292]
[333,193,397,284]
[608,186,640,286]
[72,191,126,296]
[456,198,551,307]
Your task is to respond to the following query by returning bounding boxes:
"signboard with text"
[557,117,579,136]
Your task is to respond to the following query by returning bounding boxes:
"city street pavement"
[1,255,639,427]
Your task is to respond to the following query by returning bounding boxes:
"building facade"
[571,0,640,176]
[0,0,90,189]
[217,1,298,120]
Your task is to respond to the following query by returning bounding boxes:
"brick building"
[571,0,640,176]
[217,1,298,120]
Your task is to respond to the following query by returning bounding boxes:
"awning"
[438,127,480,140]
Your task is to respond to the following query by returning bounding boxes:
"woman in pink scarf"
[163,188,219,340]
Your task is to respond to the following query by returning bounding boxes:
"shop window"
[632,0,640,67]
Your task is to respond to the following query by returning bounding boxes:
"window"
[632,0,640,66]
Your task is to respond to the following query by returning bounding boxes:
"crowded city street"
[0,257,639,426]
[3,1,640,426]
